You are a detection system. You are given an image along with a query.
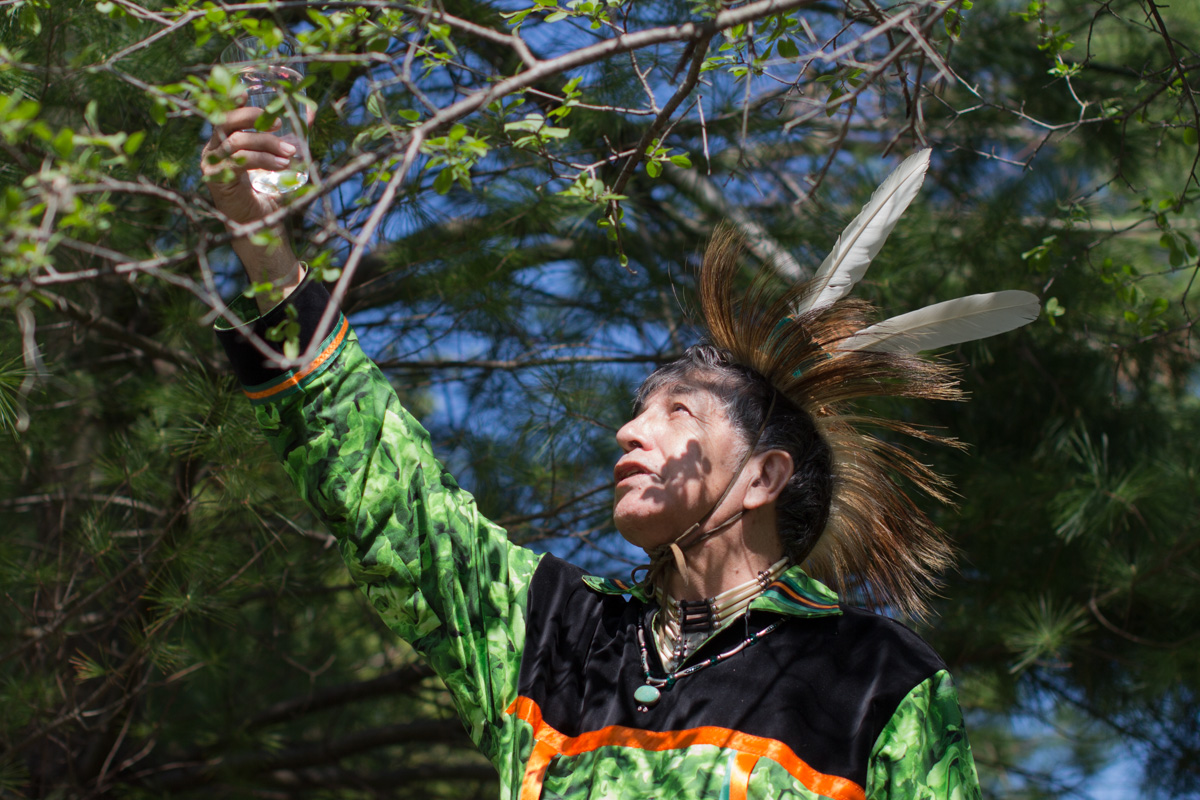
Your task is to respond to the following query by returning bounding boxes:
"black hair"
[634,343,833,562]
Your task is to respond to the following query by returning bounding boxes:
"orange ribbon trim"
[505,696,864,800]
[243,316,349,401]
[768,580,841,610]
[729,751,760,800]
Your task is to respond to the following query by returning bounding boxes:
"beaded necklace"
[653,557,789,671]
[634,614,783,712]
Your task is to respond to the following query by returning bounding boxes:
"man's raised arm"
[201,115,542,787]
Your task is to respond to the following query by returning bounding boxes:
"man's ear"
[743,449,793,510]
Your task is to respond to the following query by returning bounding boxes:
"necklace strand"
[634,614,783,712]
[654,557,788,669]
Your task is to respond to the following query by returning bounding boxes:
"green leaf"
[249,229,277,247]
[646,160,662,178]
[52,128,74,159]
[366,93,384,118]
[253,111,279,132]
[19,4,42,36]
[433,168,454,195]
[1044,296,1065,323]
[669,154,692,168]
[124,130,145,155]
[149,100,167,127]
[505,116,544,134]
[1184,127,1198,147]
[777,38,799,59]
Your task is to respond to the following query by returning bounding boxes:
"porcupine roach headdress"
[697,149,1040,618]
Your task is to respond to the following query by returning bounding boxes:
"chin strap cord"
[631,391,777,591]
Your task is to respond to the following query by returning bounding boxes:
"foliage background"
[1,0,1198,797]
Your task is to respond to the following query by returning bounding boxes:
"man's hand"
[203,106,304,311]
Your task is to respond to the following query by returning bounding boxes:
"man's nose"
[616,415,645,453]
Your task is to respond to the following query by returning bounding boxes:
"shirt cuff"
[214,274,349,402]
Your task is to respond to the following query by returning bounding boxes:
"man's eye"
[672,403,690,414]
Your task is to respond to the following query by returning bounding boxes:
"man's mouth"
[614,462,654,483]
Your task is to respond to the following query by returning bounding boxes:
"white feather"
[840,291,1041,354]
[796,149,932,315]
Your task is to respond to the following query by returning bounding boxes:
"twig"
[610,32,714,197]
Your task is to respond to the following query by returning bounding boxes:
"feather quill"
[840,290,1041,354]
[796,149,932,315]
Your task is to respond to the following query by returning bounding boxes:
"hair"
[634,344,834,563]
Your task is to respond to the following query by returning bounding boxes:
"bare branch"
[661,167,806,280]
[609,31,714,197]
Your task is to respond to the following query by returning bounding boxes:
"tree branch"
[136,720,472,789]
[610,32,715,197]
[661,167,806,280]
[35,289,224,373]
[244,663,436,731]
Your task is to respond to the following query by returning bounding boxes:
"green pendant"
[634,684,661,707]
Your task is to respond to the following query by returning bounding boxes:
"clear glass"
[220,37,309,194]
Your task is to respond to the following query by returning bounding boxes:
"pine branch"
[134,720,473,790]
[0,491,166,515]
[244,663,437,731]
[267,762,499,790]
[36,290,223,373]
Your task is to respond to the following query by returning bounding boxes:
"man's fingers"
[203,130,296,170]
[206,147,294,176]
[215,106,269,138]
[204,108,285,153]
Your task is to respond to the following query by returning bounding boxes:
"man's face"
[612,381,748,551]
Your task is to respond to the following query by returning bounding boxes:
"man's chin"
[612,511,675,553]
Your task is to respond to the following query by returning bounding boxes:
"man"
[203,107,1029,799]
